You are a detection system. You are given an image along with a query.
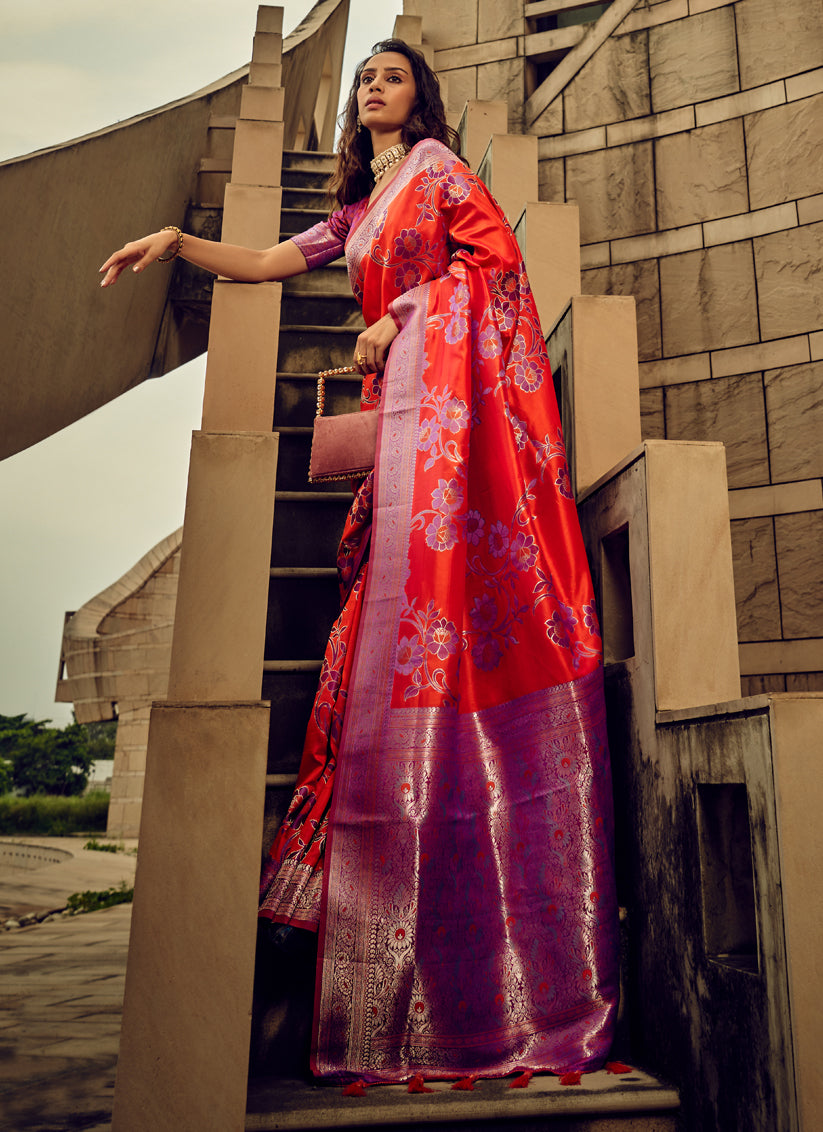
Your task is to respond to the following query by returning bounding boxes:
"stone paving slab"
[0,837,138,920]
[0,837,136,1130]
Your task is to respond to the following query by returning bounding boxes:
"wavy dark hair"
[328,38,461,208]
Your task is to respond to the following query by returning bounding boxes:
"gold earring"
[356,116,362,134]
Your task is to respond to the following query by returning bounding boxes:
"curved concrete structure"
[0,0,348,461]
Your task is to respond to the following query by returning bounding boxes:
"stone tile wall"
[526,0,823,692]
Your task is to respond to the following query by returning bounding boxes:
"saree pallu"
[260,139,619,1081]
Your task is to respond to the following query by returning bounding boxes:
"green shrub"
[83,838,121,853]
[66,882,134,914]
[0,791,109,835]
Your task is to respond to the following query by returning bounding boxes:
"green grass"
[66,881,134,914]
[0,791,109,835]
[83,838,121,853]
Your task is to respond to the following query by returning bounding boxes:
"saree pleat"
[260,139,619,1082]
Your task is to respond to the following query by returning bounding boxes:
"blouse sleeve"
[290,203,357,271]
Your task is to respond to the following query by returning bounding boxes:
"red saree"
[259,139,619,1081]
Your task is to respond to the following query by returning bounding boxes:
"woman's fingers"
[353,314,400,373]
[98,232,175,288]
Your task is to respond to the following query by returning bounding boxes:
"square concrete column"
[547,294,642,497]
[457,99,509,172]
[514,200,581,332]
[201,282,282,432]
[111,700,270,1132]
[167,431,279,702]
[476,133,539,225]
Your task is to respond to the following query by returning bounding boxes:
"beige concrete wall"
[414,0,823,692]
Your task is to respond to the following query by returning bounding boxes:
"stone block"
[111,701,269,1132]
[251,32,283,67]
[580,242,610,269]
[231,120,284,188]
[540,126,606,158]
[741,674,786,694]
[581,258,662,362]
[774,511,823,639]
[530,95,563,137]
[645,441,741,708]
[564,30,650,132]
[695,80,786,128]
[167,432,279,702]
[202,281,282,432]
[786,67,823,103]
[478,0,523,41]
[477,134,538,226]
[765,362,823,484]
[730,517,781,641]
[649,7,738,114]
[798,193,823,226]
[435,39,517,72]
[458,99,508,173]
[659,242,758,356]
[538,157,565,202]
[711,335,810,380]
[736,0,823,88]
[786,674,823,692]
[477,58,525,130]
[606,105,694,147]
[239,85,285,123]
[664,372,769,489]
[755,221,823,340]
[640,387,665,439]
[403,0,478,50]
[220,185,283,250]
[729,480,823,521]
[565,142,655,243]
[655,119,747,229]
[610,223,702,265]
[740,639,823,675]
[703,203,798,248]
[553,295,642,497]
[515,202,580,332]
[746,94,823,211]
[770,692,823,1132]
[442,66,477,116]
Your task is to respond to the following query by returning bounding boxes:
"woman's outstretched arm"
[99,229,309,288]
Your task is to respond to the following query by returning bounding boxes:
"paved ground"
[0,837,137,1131]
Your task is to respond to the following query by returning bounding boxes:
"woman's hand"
[354,313,400,373]
[99,230,178,288]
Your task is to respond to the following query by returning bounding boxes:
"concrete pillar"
[514,201,581,333]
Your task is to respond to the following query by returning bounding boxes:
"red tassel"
[408,1074,433,1093]
[509,1070,534,1089]
[451,1075,478,1091]
[606,1061,633,1075]
[559,1071,582,1086]
[342,1081,368,1097]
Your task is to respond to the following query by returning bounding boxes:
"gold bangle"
[157,225,183,263]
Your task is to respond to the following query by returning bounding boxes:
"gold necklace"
[370,142,410,184]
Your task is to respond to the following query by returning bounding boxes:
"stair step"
[282,186,332,209]
[275,371,361,427]
[277,326,360,372]
[283,263,352,295]
[246,1069,680,1131]
[281,205,331,230]
[262,666,322,773]
[281,291,363,328]
[272,494,352,567]
[266,574,339,660]
[283,149,335,173]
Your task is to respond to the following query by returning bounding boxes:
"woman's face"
[356,52,417,136]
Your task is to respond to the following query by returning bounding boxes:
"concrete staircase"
[261,150,363,836]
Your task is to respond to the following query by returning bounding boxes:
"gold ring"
[356,352,366,363]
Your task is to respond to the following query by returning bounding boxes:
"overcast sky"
[0,0,402,726]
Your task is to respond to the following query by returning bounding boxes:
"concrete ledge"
[246,1069,680,1130]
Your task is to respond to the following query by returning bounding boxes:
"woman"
[101,39,619,1085]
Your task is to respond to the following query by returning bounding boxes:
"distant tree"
[1,714,94,796]
[0,758,11,795]
[81,719,117,764]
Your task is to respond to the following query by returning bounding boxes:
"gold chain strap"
[316,366,357,417]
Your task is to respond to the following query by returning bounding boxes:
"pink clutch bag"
[308,366,378,483]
